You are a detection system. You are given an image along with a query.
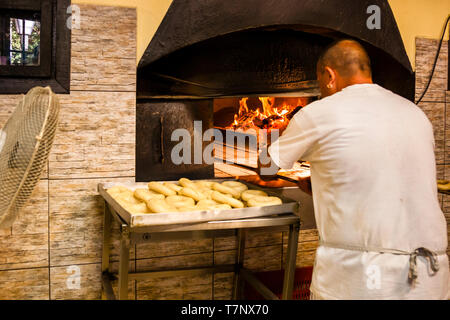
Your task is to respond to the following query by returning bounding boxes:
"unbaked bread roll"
[222,181,248,193]
[165,195,195,209]
[241,190,268,202]
[247,196,282,207]
[195,180,215,189]
[115,192,142,206]
[145,199,178,213]
[164,182,183,193]
[180,187,206,202]
[213,204,232,210]
[125,202,150,214]
[148,182,177,196]
[107,185,132,196]
[134,188,165,202]
[197,199,218,206]
[177,205,198,212]
[211,191,244,208]
[195,199,219,210]
[178,178,198,189]
[198,188,214,200]
[212,182,241,199]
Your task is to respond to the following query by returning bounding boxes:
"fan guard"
[0,87,60,228]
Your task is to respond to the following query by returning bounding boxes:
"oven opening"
[213,95,316,180]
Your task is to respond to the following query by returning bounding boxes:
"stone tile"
[282,245,317,268]
[214,246,282,272]
[214,229,283,252]
[71,5,136,92]
[136,239,212,260]
[0,180,49,270]
[415,38,448,103]
[441,165,450,214]
[282,229,319,268]
[49,91,135,179]
[50,263,102,300]
[0,234,48,271]
[136,253,213,300]
[418,102,445,165]
[0,95,22,125]
[437,164,444,207]
[49,177,136,266]
[50,261,135,300]
[213,272,234,300]
[0,268,49,300]
[11,179,49,235]
[282,228,319,244]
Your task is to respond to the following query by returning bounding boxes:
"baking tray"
[98,179,300,228]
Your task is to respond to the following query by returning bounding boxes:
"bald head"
[317,39,372,78]
[316,39,373,98]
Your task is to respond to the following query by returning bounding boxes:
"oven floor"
[214,162,256,177]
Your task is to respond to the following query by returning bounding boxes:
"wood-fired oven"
[135,0,414,182]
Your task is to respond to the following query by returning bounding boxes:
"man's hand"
[297,176,312,196]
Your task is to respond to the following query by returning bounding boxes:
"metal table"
[101,200,301,300]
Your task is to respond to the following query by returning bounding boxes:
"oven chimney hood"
[137,0,414,100]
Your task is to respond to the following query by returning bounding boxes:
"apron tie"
[319,240,444,286]
[408,247,440,285]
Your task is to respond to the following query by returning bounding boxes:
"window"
[4,16,41,67]
[0,0,71,94]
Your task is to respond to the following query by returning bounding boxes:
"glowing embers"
[228,97,303,131]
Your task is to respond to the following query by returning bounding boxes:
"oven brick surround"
[0,5,446,300]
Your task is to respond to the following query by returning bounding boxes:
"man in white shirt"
[261,39,449,299]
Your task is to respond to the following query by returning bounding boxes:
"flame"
[227,97,300,131]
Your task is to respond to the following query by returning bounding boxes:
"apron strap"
[408,247,440,285]
[319,240,444,286]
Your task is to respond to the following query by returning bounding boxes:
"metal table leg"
[232,229,246,300]
[281,220,300,300]
[102,202,112,273]
[118,224,131,300]
[101,202,115,300]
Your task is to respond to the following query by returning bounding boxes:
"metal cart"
[99,181,301,300]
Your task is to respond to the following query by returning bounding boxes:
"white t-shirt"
[268,83,449,299]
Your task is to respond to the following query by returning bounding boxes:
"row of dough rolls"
[107,178,282,214]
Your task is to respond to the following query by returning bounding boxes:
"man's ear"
[325,66,336,86]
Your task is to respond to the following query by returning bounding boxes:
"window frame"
[0,0,71,94]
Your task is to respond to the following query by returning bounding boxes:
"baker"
[259,39,449,299]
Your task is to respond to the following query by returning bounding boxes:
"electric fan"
[0,86,60,228]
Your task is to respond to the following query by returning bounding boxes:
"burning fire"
[228,97,301,131]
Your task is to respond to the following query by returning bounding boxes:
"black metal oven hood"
[137,0,414,100]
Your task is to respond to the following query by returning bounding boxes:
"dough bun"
[148,182,177,197]
[247,196,282,207]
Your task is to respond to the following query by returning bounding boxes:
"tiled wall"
[0,5,137,300]
[0,5,318,300]
[415,37,450,258]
